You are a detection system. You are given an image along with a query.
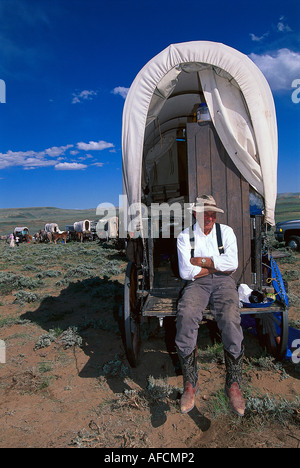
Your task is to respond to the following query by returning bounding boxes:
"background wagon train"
[120,41,289,368]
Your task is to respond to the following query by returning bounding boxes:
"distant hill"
[0,193,299,235]
[275,193,300,223]
[0,206,116,236]
[277,192,300,198]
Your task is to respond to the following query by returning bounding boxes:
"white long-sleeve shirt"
[177,222,239,281]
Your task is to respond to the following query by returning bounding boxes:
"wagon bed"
[124,252,289,368]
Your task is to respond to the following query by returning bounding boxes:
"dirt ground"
[0,241,299,449]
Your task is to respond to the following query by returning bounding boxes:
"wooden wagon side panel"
[186,122,251,284]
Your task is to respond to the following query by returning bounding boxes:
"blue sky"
[0,0,299,209]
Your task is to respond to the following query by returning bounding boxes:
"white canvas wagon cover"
[122,41,278,225]
[45,223,59,233]
[14,227,29,235]
[74,220,91,232]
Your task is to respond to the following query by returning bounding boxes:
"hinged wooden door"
[186,122,251,284]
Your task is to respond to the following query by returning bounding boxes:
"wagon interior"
[140,68,271,290]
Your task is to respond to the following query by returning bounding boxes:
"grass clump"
[35,270,63,279]
[58,326,82,349]
[14,290,40,305]
[35,329,57,349]
[0,272,43,295]
[246,394,300,425]
[207,388,230,418]
[102,354,130,378]
[64,264,96,279]
[207,389,300,428]
[0,315,31,328]
[147,375,178,400]
[35,326,82,350]
[247,355,289,380]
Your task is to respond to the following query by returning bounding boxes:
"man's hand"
[194,268,210,279]
[191,256,234,279]
[191,257,215,279]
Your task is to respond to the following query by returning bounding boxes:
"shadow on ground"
[19,276,214,431]
[21,276,296,431]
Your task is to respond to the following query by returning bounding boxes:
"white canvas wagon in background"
[45,223,60,233]
[13,227,29,242]
[14,227,29,236]
[120,41,289,367]
[96,216,119,240]
[74,220,91,233]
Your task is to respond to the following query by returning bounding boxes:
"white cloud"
[72,89,98,104]
[277,17,292,33]
[249,48,300,91]
[78,154,93,161]
[45,145,73,157]
[249,32,269,42]
[0,139,115,171]
[77,140,115,151]
[0,144,76,170]
[0,149,56,169]
[55,162,87,171]
[112,86,129,99]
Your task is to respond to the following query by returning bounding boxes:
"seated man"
[176,195,245,416]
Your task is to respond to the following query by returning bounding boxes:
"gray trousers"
[176,274,243,359]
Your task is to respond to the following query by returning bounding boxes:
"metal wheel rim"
[288,240,298,250]
[124,262,141,367]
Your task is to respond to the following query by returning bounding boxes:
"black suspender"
[189,224,195,258]
[190,223,224,257]
[215,223,225,254]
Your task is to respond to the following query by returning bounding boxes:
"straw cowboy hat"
[188,195,224,213]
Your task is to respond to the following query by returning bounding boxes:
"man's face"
[194,210,216,234]
[204,211,217,232]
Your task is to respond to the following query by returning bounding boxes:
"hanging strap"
[216,223,224,255]
[189,224,195,258]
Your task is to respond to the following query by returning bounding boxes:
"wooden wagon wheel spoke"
[123,262,142,367]
[256,309,289,361]
[272,316,282,327]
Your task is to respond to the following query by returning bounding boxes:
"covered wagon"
[72,220,92,242]
[96,216,119,240]
[45,223,60,233]
[14,226,30,243]
[74,220,91,233]
[121,41,289,367]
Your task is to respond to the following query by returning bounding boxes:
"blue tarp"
[241,314,300,361]
[270,256,289,308]
[286,326,300,360]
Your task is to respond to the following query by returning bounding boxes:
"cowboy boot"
[224,348,245,417]
[178,348,199,414]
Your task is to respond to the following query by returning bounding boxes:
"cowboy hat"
[188,195,224,213]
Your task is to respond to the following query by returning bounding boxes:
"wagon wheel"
[123,262,142,367]
[256,309,289,360]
